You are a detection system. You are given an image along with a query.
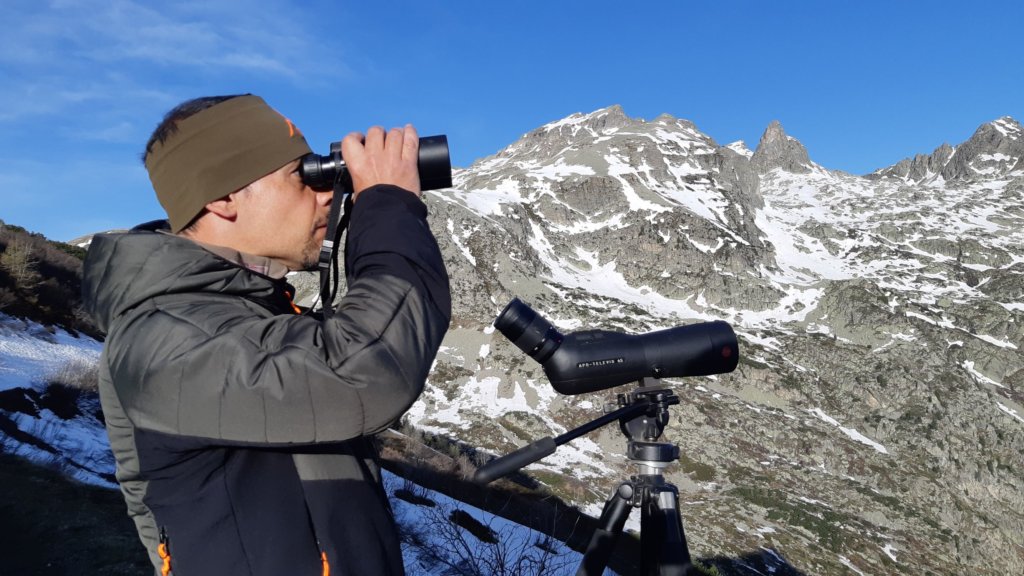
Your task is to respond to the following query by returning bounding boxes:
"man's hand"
[342,125,420,201]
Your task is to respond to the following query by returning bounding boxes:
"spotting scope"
[494,298,739,395]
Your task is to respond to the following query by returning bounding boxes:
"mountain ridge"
[412,105,1022,575]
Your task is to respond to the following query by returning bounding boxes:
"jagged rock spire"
[751,120,812,174]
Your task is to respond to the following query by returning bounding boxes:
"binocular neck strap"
[317,188,352,319]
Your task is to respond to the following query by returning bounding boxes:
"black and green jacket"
[82,186,451,576]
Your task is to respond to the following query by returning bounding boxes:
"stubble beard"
[298,236,322,271]
[298,222,329,271]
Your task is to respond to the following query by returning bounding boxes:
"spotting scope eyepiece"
[494,298,739,395]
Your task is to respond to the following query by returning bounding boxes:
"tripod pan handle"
[472,437,557,484]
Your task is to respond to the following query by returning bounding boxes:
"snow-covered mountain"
[6,107,1022,575]
[404,107,1023,575]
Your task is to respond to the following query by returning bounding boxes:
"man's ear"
[204,191,242,221]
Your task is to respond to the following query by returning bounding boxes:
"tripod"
[473,379,704,576]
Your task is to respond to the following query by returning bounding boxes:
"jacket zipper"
[158,527,173,576]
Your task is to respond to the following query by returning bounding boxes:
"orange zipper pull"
[284,290,303,314]
[158,528,172,576]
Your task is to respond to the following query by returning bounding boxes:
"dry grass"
[46,358,100,392]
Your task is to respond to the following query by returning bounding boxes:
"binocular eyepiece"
[299,134,453,191]
[495,298,739,395]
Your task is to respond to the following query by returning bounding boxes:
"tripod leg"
[640,484,693,576]
[577,483,634,576]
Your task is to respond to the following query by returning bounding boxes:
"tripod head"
[472,378,683,484]
[617,383,682,475]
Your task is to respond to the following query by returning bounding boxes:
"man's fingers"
[344,123,421,199]
[364,126,386,151]
[401,124,419,162]
[385,126,405,157]
[341,131,365,161]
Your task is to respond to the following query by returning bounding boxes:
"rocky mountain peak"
[490,105,635,163]
[582,104,630,130]
[751,120,812,174]
[967,115,1023,147]
[724,140,754,158]
[536,104,631,137]
[991,115,1022,139]
[939,115,1024,181]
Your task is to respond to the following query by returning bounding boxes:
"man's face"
[234,159,333,270]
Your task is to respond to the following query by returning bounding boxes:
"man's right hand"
[342,125,421,201]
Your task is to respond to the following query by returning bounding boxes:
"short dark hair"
[141,94,249,164]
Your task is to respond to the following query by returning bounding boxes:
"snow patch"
[839,555,866,575]
[807,408,889,454]
[0,315,103,392]
[997,403,1024,424]
[881,543,899,562]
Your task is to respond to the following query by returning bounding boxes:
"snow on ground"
[881,543,899,562]
[963,360,1005,388]
[0,314,102,392]
[839,555,866,575]
[807,408,889,455]
[997,403,1024,424]
[446,218,477,265]
[4,405,115,487]
[435,175,525,217]
[754,166,1024,337]
[389,469,587,576]
[0,314,112,486]
[534,239,706,322]
[409,369,616,481]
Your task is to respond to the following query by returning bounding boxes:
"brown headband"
[145,95,312,232]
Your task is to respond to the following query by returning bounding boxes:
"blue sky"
[2,0,1022,241]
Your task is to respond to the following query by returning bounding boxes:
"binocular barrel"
[300,134,452,191]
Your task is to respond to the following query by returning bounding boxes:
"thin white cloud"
[0,0,347,123]
[3,0,319,73]
[0,71,179,124]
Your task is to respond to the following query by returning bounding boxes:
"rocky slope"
[401,108,1023,575]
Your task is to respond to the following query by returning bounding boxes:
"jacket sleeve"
[106,186,451,446]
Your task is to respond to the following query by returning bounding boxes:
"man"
[82,94,451,576]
